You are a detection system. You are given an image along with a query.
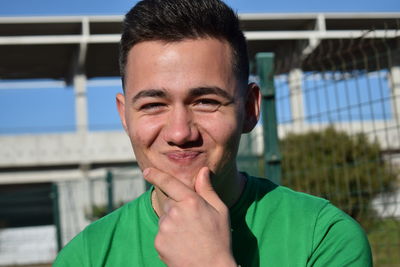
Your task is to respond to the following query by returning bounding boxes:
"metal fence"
[52,167,145,250]
[270,33,400,266]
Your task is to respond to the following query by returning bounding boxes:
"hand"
[143,167,237,267]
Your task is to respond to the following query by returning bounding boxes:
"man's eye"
[193,99,221,111]
[140,102,166,112]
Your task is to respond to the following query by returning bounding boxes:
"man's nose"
[162,106,199,146]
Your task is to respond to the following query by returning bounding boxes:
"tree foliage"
[280,127,397,230]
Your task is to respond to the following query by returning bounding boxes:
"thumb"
[194,167,225,211]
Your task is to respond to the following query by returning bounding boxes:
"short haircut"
[119,0,249,90]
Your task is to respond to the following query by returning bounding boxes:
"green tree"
[280,127,397,231]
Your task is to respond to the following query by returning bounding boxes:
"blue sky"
[0,0,399,135]
[1,0,399,15]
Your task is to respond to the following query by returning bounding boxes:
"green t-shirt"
[54,176,372,266]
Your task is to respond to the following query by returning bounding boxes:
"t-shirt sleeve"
[53,232,88,267]
[307,203,372,267]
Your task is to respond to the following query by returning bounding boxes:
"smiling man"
[54,0,372,266]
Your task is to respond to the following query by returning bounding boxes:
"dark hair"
[119,0,249,89]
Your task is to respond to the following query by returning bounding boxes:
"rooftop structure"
[1,13,399,178]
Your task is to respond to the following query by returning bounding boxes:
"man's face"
[117,38,258,189]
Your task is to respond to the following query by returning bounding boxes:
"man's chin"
[167,169,200,189]
[142,159,208,189]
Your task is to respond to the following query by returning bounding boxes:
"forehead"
[124,38,238,96]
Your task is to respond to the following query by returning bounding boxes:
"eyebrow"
[131,89,167,104]
[188,86,233,101]
[130,86,233,104]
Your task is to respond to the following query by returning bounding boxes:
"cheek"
[200,114,241,145]
[203,119,240,172]
[128,117,164,148]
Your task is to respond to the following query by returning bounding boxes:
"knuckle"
[158,218,171,233]
[185,195,199,207]
[168,206,179,218]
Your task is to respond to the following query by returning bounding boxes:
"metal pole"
[256,52,282,185]
[106,170,114,214]
[51,183,62,251]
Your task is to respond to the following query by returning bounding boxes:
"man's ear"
[242,83,261,133]
[116,93,128,133]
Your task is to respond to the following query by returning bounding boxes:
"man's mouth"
[164,151,202,161]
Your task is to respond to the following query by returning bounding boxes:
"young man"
[54,0,372,266]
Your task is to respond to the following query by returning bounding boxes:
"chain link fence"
[274,33,400,266]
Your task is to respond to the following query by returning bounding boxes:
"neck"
[151,170,247,218]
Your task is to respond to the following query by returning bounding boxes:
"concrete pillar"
[74,73,88,134]
[288,68,305,129]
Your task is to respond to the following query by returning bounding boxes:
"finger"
[194,167,226,212]
[143,167,195,202]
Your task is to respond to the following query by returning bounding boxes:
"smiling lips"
[165,151,202,162]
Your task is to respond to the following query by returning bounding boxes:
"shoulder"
[54,191,151,266]
[53,232,88,267]
[249,176,330,215]
[82,190,148,238]
[249,176,372,266]
[308,203,372,266]
[241,176,332,239]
